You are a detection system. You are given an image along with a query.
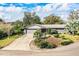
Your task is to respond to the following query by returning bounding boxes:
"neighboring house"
[24,24,66,34]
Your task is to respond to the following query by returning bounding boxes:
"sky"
[0,3,79,22]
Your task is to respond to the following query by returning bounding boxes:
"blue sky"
[0,3,79,22]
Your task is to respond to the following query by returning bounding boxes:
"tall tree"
[44,15,64,24]
[23,12,41,27]
[32,15,41,24]
[68,10,79,21]
[0,23,13,36]
[12,20,23,34]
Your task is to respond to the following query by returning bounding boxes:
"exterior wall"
[57,29,65,33]
[25,25,65,34]
[27,29,37,34]
[51,28,65,33]
[26,28,65,35]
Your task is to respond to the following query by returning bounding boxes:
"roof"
[26,24,66,29]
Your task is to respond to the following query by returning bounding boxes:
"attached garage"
[26,25,42,34]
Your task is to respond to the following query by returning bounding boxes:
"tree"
[65,20,79,35]
[23,12,32,26]
[0,19,3,22]
[44,15,64,24]
[32,15,41,24]
[23,12,41,27]
[6,24,13,36]
[12,20,23,34]
[0,28,8,39]
[0,22,13,37]
[68,10,79,21]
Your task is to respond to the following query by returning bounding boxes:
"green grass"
[0,35,21,48]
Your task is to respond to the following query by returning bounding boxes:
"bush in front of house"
[46,43,56,48]
[39,41,48,48]
[53,34,59,38]
[34,39,42,46]
[61,39,73,46]
[47,29,58,34]
[75,31,79,35]
[39,41,57,49]
[33,29,45,39]
[34,39,57,49]
[46,29,59,38]
[46,28,52,34]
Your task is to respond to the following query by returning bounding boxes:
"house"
[24,24,66,34]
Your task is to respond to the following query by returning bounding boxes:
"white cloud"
[0,6,24,22]
[0,7,4,11]
[57,3,70,12]
[33,4,55,19]
[33,3,70,20]
[6,6,23,12]
[34,6,42,12]
[0,3,78,22]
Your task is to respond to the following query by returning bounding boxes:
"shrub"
[12,27,23,35]
[39,41,48,48]
[33,30,46,39]
[34,39,57,49]
[33,30,41,39]
[51,29,58,34]
[46,28,52,34]
[47,29,58,34]
[34,39,42,46]
[61,40,73,46]
[0,30,4,39]
[46,29,59,38]
[76,31,79,35]
[0,30,7,39]
[59,34,65,39]
[39,41,57,49]
[53,34,59,38]
[46,43,56,49]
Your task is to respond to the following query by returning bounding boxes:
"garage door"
[27,30,37,35]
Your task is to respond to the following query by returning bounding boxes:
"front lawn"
[0,35,21,48]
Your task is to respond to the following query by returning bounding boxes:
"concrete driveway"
[2,34,34,51]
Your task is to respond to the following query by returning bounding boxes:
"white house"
[24,24,66,34]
